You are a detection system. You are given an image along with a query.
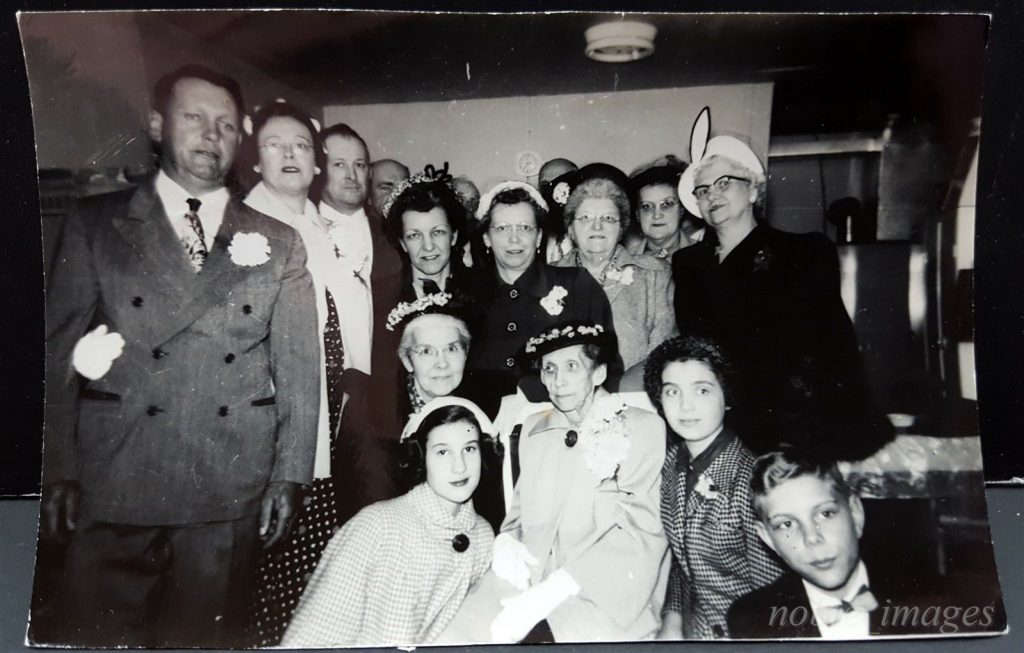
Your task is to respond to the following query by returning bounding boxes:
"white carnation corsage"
[539,285,568,316]
[229,232,271,267]
[579,397,631,483]
[605,266,635,286]
[694,473,720,500]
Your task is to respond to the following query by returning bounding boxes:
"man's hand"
[41,481,80,542]
[259,481,304,549]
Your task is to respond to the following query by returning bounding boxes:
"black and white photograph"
[16,8,1010,648]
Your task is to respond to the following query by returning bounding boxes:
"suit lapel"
[148,201,262,346]
[112,185,197,311]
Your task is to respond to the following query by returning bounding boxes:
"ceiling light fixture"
[584,21,657,63]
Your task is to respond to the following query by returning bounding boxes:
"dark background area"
[1,0,1021,496]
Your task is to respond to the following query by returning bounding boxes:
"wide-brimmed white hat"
[679,107,766,217]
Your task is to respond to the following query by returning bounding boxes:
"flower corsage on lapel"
[228,232,271,267]
[694,472,720,500]
[752,246,774,273]
[579,396,632,484]
[605,265,635,286]
[540,285,568,316]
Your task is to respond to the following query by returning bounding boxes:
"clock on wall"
[516,150,542,177]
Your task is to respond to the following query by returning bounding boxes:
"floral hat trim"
[385,292,453,332]
[475,180,550,221]
[381,162,455,220]
[551,181,571,206]
[524,323,604,354]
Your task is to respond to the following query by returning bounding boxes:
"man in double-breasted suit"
[39,65,319,648]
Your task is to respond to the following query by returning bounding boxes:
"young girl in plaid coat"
[281,398,500,647]
[644,336,782,639]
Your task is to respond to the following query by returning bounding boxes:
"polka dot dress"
[248,290,347,646]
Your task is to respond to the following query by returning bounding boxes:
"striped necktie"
[182,197,209,272]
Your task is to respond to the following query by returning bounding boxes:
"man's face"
[150,77,241,194]
[323,135,369,213]
[453,178,481,217]
[755,474,865,596]
[370,161,409,214]
[538,159,576,193]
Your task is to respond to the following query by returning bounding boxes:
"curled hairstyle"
[397,404,503,491]
[241,100,324,184]
[750,449,853,521]
[385,180,466,249]
[480,187,548,234]
[564,177,632,235]
[643,335,734,419]
[152,64,245,117]
[692,153,768,207]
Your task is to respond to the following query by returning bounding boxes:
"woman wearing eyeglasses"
[465,181,618,401]
[626,162,697,259]
[241,99,357,646]
[551,164,676,375]
[671,108,893,460]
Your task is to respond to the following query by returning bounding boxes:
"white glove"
[71,325,125,381]
[490,568,580,643]
[491,533,537,591]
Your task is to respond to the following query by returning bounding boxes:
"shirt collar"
[676,426,735,476]
[407,482,478,534]
[155,169,229,215]
[495,255,550,298]
[319,200,366,225]
[245,181,323,230]
[804,561,871,613]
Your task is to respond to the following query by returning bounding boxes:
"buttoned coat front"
[660,432,782,638]
[43,182,320,525]
[438,393,670,643]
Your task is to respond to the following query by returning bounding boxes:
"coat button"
[242,304,253,314]
[509,288,519,299]
[506,322,517,332]
[224,353,236,363]
[146,405,161,416]
[131,296,144,307]
[505,357,515,368]
[218,406,229,416]
[152,348,167,359]
[451,533,470,553]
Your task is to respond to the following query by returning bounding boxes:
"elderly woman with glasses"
[465,181,619,401]
[671,108,893,460]
[334,293,505,532]
[625,159,698,259]
[551,164,676,376]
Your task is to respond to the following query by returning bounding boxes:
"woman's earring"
[315,166,322,176]
[485,245,491,255]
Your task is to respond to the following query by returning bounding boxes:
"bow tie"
[819,584,879,627]
[420,278,442,296]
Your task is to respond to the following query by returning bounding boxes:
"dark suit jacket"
[672,224,893,460]
[43,182,320,525]
[726,566,1005,638]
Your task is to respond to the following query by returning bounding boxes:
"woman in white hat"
[671,108,893,461]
